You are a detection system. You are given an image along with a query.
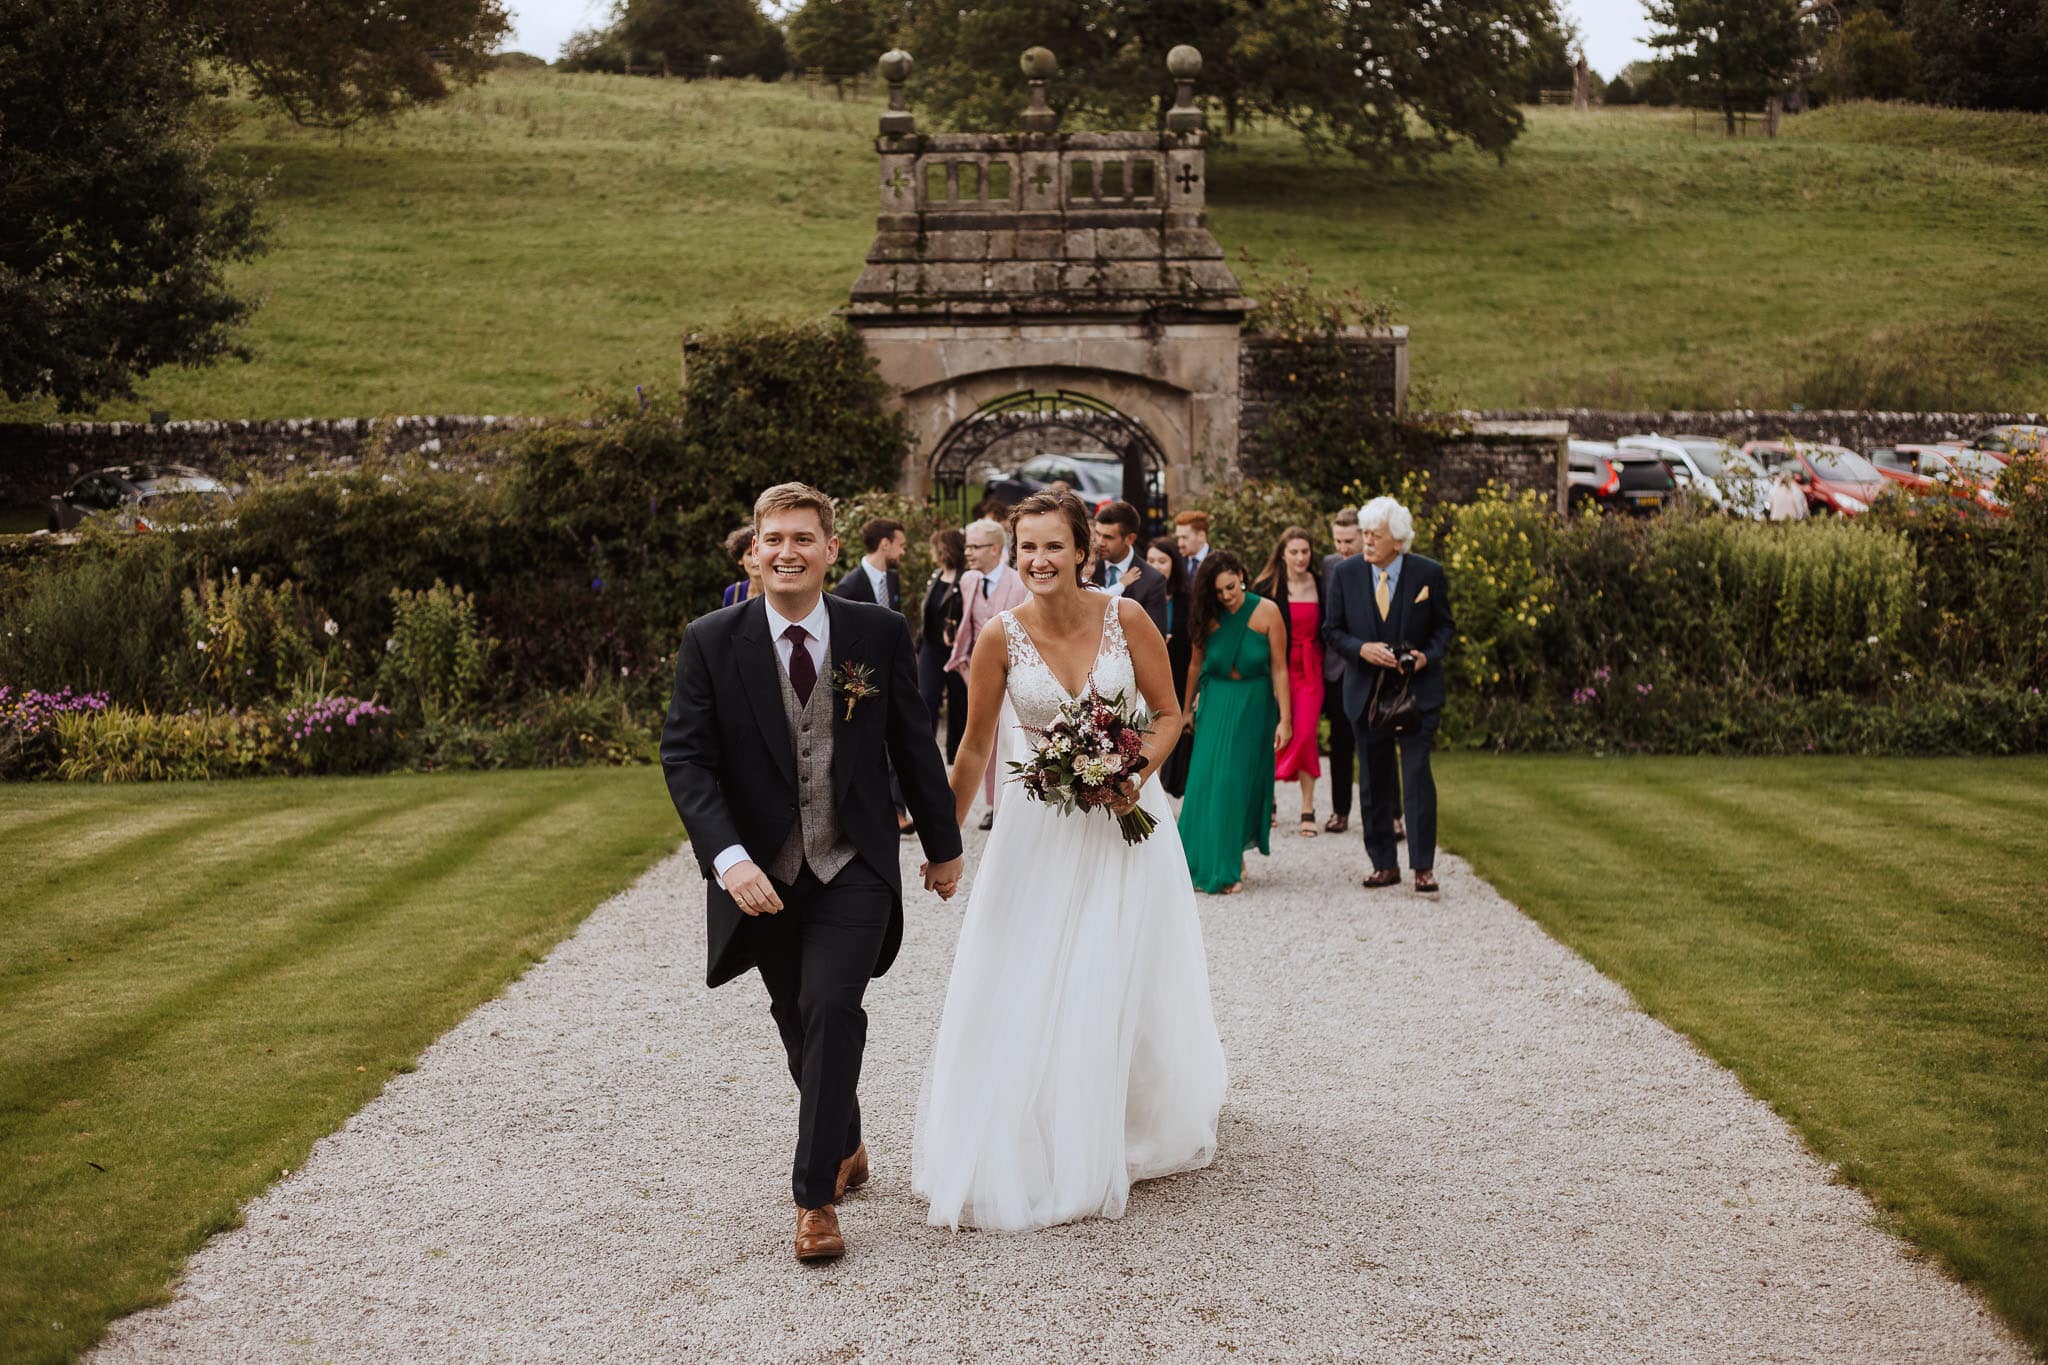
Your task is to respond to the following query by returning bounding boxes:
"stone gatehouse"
[840,45,1407,515]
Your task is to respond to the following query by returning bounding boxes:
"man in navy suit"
[834,517,906,615]
[1321,497,1455,895]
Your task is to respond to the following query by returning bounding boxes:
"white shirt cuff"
[712,844,751,889]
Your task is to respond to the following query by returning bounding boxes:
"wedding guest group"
[698,488,1452,901]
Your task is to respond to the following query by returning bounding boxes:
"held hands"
[725,860,784,917]
[921,856,964,900]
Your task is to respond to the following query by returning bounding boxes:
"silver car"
[47,464,236,533]
[1616,434,1768,520]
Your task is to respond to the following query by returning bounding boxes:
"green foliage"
[1818,11,1921,102]
[0,543,188,704]
[51,705,288,781]
[195,0,511,128]
[788,0,898,75]
[1196,480,1329,569]
[832,490,951,632]
[176,570,321,710]
[567,0,790,78]
[1646,0,1809,130]
[905,0,1563,168]
[1433,485,1559,694]
[0,0,268,412]
[1237,251,1416,505]
[1903,0,2048,112]
[376,581,496,724]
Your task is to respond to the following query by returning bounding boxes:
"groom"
[661,482,964,1263]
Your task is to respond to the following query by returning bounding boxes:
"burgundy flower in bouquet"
[1007,685,1157,845]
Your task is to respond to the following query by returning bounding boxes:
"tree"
[190,0,511,128]
[904,0,1571,170]
[1902,0,2047,111]
[0,0,268,411]
[788,0,901,75]
[566,0,791,80]
[1645,0,1808,133]
[1606,75,1636,103]
[1816,9,1919,100]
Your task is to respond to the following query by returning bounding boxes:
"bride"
[913,489,1228,1231]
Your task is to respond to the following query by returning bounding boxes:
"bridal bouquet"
[1009,686,1157,845]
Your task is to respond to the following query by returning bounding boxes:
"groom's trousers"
[749,857,892,1208]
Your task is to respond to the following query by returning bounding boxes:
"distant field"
[7,73,2045,422]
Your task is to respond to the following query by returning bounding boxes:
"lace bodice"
[1001,596,1135,730]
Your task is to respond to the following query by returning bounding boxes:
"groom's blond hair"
[754,482,837,539]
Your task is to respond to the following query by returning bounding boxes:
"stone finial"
[1166,45,1204,132]
[879,49,915,134]
[1020,47,1059,132]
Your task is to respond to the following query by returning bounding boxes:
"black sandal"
[1298,810,1318,838]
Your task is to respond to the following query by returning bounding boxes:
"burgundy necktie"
[783,624,816,706]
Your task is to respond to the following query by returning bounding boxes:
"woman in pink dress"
[1253,526,1326,837]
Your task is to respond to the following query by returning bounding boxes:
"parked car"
[984,453,1166,525]
[1614,433,1767,516]
[1567,440,1678,516]
[1867,445,2007,515]
[1965,425,2047,463]
[1738,441,1887,517]
[46,465,236,533]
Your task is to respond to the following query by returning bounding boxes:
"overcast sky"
[503,0,1656,85]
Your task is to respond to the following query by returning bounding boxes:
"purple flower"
[1571,687,1597,706]
[1635,682,1654,696]
[1592,666,1612,683]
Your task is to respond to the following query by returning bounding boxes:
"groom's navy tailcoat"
[660,594,962,988]
[1320,552,1456,720]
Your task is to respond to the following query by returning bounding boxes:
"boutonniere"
[832,660,878,722]
[1415,585,1431,603]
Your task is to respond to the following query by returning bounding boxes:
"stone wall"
[1426,422,1569,511]
[1443,408,2042,449]
[1236,328,1409,478]
[0,416,542,505]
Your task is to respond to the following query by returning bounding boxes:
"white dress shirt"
[862,555,890,604]
[1103,547,1136,593]
[980,560,1008,597]
[714,594,829,886]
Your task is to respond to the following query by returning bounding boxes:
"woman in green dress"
[1177,550,1293,894]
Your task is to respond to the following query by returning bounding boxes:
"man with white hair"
[947,517,1028,827]
[1321,496,1456,895]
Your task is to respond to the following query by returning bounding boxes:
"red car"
[1738,441,1888,516]
[1867,445,2007,516]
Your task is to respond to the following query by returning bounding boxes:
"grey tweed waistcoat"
[766,645,858,886]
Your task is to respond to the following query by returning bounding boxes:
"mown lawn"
[0,768,681,1363]
[3,74,2042,423]
[1437,753,2048,1353]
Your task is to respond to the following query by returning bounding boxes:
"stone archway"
[841,48,1249,505]
[927,389,1170,530]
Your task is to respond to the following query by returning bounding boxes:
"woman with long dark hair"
[1252,525,1326,836]
[1147,535,1193,797]
[1176,549,1291,894]
[918,527,969,761]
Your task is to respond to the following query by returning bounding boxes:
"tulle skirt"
[913,727,1228,1231]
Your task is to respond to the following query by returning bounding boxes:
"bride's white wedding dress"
[913,597,1228,1231]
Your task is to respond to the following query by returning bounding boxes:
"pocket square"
[1415,585,1430,603]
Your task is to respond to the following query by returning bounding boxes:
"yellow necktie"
[1375,570,1392,620]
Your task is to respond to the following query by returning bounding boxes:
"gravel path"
[96,776,2024,1362]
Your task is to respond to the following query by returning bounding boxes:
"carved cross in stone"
[1028,163,1053,196]
[885,166,911,202]
[1176,163,1200,194]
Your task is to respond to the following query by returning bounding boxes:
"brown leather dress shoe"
[1362,868,1400,889]
[835,1142,869,1201]
[795,1205,845,1261]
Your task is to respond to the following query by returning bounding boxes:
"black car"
[985,453,1167,529]
[1567,441,1678,517]
[47,464,235,532]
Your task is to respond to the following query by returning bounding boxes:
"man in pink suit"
[946,517,1029,828]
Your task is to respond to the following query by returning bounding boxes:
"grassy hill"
[10,71,2046,422]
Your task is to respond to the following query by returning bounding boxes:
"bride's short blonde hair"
[753,482,836,539]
